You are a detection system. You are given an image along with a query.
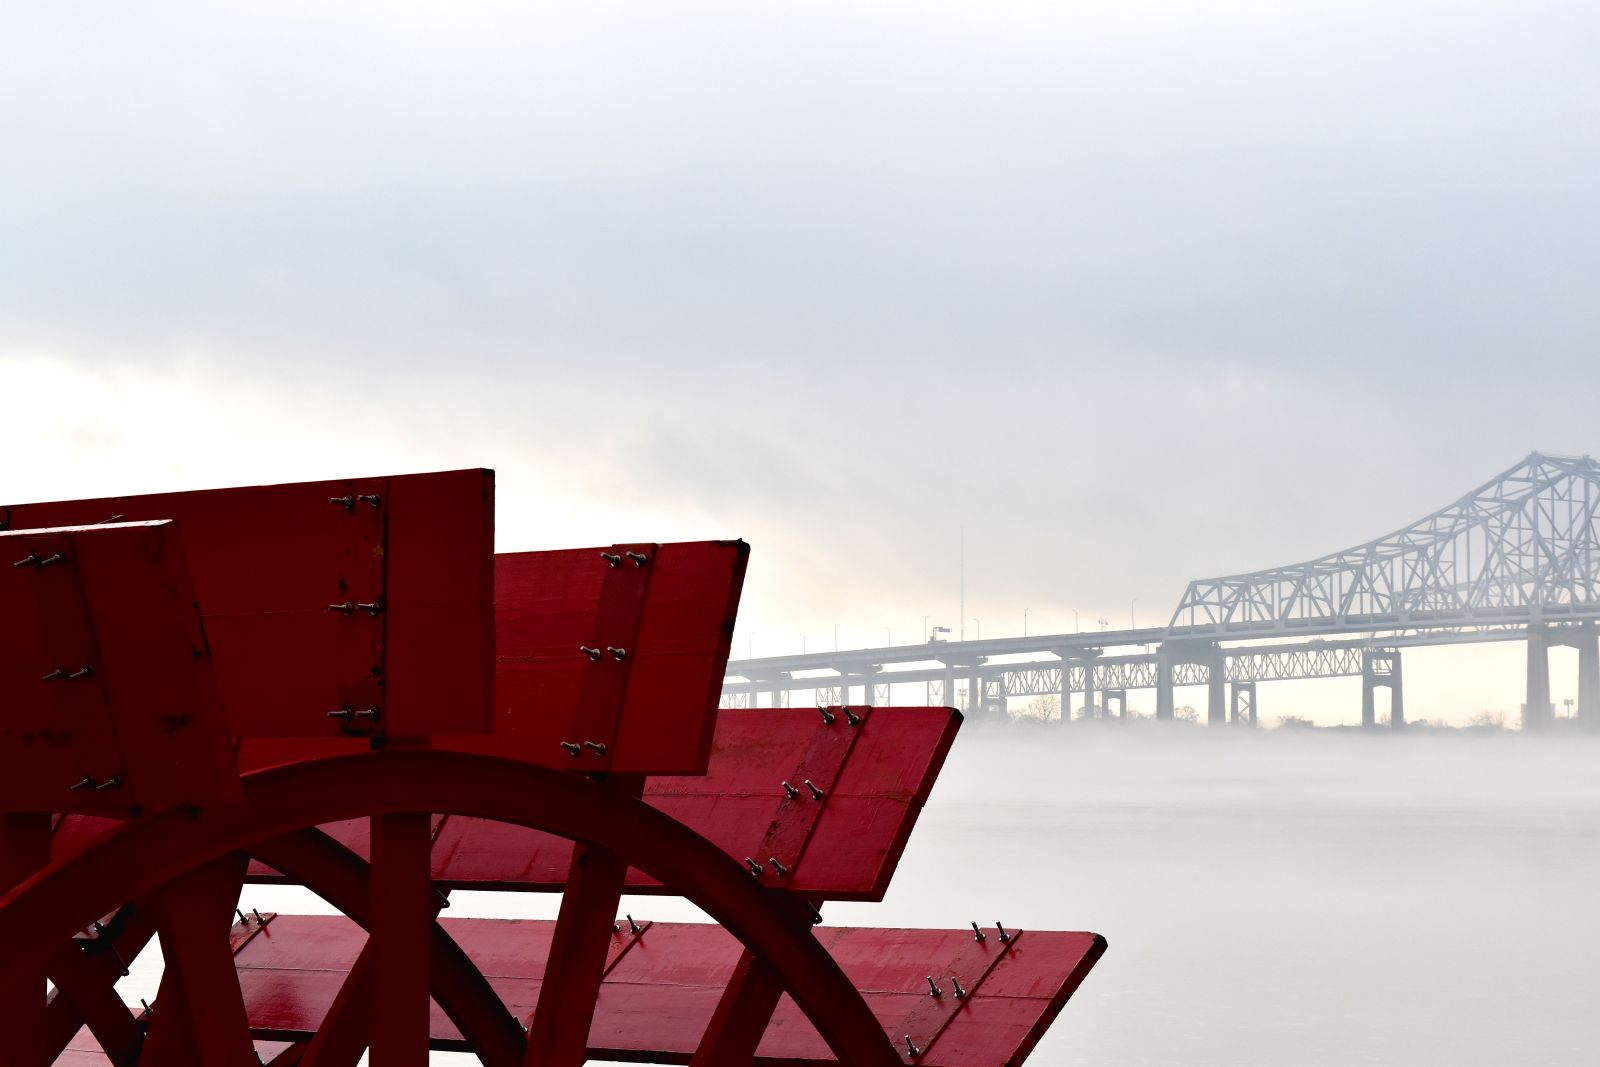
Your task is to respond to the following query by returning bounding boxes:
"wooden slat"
[442,540,748,775]
[7,470,496,742]
[243,707,962,902]
[0,522,237,816]
[231,916,1107,1067]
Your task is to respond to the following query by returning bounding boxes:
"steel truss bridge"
[723,453,1600,730]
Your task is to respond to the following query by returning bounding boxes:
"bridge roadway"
[722,621,1600,729]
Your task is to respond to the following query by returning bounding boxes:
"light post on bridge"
[1024,607,1030,637]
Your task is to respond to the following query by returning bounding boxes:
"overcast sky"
[4,2,1598,722]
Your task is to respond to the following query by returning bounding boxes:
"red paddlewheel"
[0,472,1105,1066]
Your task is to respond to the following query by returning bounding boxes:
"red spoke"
[141,854,257,1067]
[689,947,786,1066]
[367,812,434,1067]
[298,950,374,1067]
[522,843,629,1067]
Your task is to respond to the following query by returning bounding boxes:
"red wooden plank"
[232,916,1106,1066]
[437,541,746,775]
[0,523,238,817]
[6,470,495,741]
[243,707,960,901]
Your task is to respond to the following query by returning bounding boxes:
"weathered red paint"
[6,471,496,740]
[0,523,237,817]
[229,915,1107,1066]
[242,706,961,900]
[449,540,749,774]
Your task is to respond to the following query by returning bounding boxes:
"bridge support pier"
[1525,627,1552,731]
[1361,649,1403,729]
[1207,646,1226,727]
[1155,646,1174,721]
[1230,681,1257,726]
[1102,689,1127,721]
[1580,624,1600,731]
[1082,662,1098,721]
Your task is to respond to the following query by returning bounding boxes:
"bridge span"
[722,453,1600,730]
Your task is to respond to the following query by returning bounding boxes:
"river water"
[820,724,1600,1066]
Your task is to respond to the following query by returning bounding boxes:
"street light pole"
[923,614,931,642]
[1073,609,1079,633]
[1130,598,1139,632]
[1023,607,1030,637]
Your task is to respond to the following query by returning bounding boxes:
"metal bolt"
[329,495,356,510]
[970,922,986,942]
[744,857,764,876]
[845,708,863,726]
[905,1036,921,1058]
[357,601,383,615]
[583,741,607,756]
[607,646,628,661]
[768,857,789,876]
[781,781,800,800]
[237,909,249,925]
[68,775,97,792]
[625,914,641,935]
[560,741,583,757]
[67,666,95,680]
[950,975,966,1000]
[95,776,123,791]
[41,668,66,682]
[327,707,354,721]
[12,553,40,568]
[818,707,836,725]
[108,945,130,976]
[926,976,942,997]
[353,707,380,720]
[357,494,381,508]
[98,514,125,524]
[600,552,622,567]
[140,999,151,1015]
[580,646,602,662]
[328,602,356,615]
[626,551,649,566]
[253,909,264,923]
[996,922,1012,943]
[803,779,825,801]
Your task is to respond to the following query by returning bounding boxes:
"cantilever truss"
[1170,452,1600,638]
